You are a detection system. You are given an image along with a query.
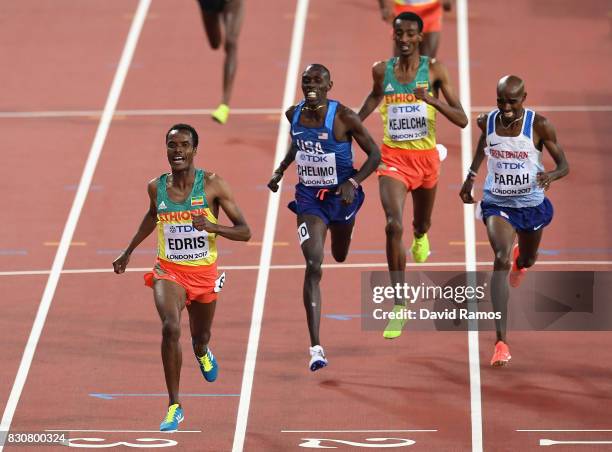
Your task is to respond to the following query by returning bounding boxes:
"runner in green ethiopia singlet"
[380,56,437,150]
[155,168,218,266]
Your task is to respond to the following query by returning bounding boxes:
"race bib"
[296,150,338,186]
[163,223,209,262]
[487,155,536,197]
[387,102,428,141]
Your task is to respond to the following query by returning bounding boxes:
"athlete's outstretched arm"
[459,115,488,204]
[193,174,251,242]
[415,61,468,128]
[534,115,569,189]
[336,107,381,203]
[268,143,297,193]
[268,106,298,192]
[358,61,386,121]
[112,179,158,273]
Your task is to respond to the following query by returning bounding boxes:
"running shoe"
[309,345,328,371]
[509,244,526,288]
[411,234,431,263]
[490,341,511,367]
[159,403,184,432]
[196,348,218,382]
[383,304,407,339]
[211,103,229,124]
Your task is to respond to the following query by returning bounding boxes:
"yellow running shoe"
[383,304,407,339]
[211,103,229,124]
[411,233,430,263]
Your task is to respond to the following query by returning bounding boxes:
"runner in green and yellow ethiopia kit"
[358,12,467,338]
[113,123,251,431]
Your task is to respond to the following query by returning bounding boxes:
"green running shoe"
[211,103,229,124]
[411,233,430,263]
[383,304,408,339]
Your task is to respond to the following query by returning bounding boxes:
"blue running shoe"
[196,348,218,382]
[160,403,183,432]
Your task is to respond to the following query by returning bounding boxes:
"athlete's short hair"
[305,63,331,81]
[166,123,199,148]
[394,12,424,33]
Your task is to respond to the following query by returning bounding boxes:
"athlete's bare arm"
[112,178,159,273]
[267,105,299,192]
[459,114,488,204]
[414,61,468,128]
[533,115,569,189]
[358,61,386,121]
[334,105,381,203]
[193,173,251,241]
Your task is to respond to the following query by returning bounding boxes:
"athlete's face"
[301,67,332,107]
[393,20,422,57]
[496,86,526,122]
[166,129,196,170]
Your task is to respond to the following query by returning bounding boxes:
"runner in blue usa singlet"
[267,64,381,373]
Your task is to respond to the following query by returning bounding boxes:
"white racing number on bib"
[163,223,209,262]
[297,222,310,245]
[387,102,428,141]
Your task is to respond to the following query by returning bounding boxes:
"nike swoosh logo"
[345,210,357,221]
[291,131,304,136]
[533,224,544,230]
[489,142,501,147]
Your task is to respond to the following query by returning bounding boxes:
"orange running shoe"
[490,341,511,367]
[509,244,526,288]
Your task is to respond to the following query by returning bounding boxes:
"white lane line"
[1,105,610,119]
[1,260,611,277]
[281,429,438,433]
[540,439,612,446]
[0,0,151,448]
[0,108,280,119]
[231,1,309,451]
[456,1,482,452]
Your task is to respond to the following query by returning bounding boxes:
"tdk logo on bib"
[392,105,422,113]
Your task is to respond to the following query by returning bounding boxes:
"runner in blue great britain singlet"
[459,76,569,368]
[480,108,553,231]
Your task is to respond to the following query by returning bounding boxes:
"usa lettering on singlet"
[483,109,545,207]
[291,100,355,188]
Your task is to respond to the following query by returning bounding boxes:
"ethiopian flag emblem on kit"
[191,196,204,206]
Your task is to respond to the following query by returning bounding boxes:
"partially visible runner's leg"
[329,220,355,263]
[511,228,542,288]
[188,299,218,382]
[298,214,329,370]
[485,215,515,366]
[212,0,245,124]
[379,176,409,338]
[153,278,186,429]
[411,184,437,263]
